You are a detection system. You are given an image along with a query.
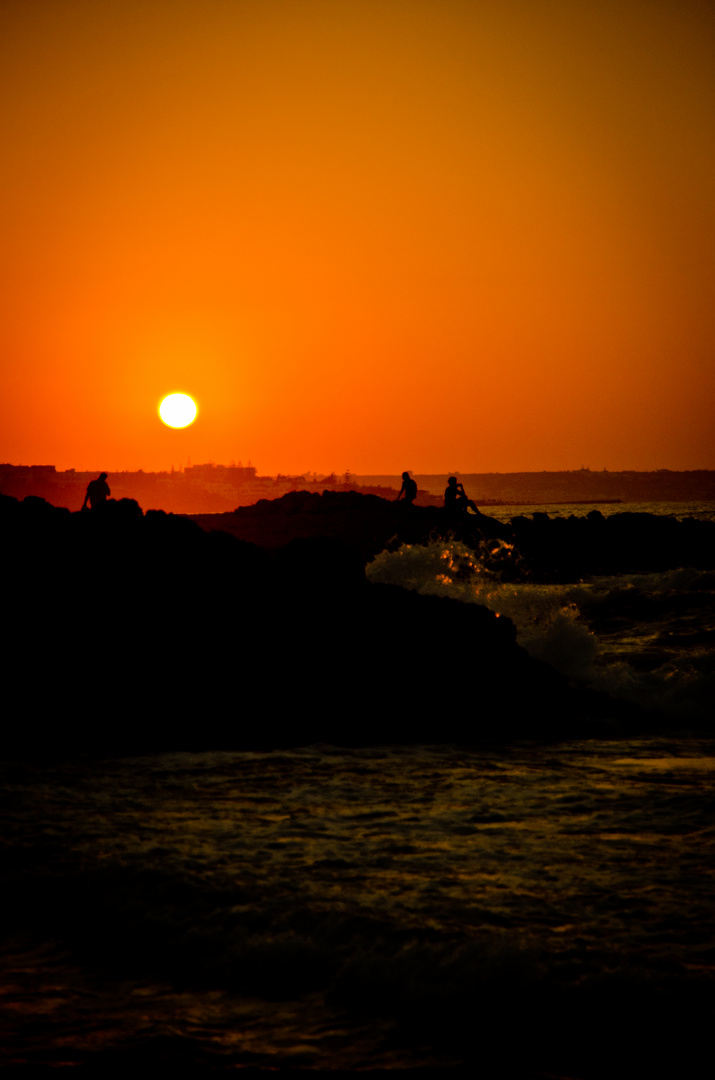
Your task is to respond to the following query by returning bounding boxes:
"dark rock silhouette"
[4,489,712,753]
[189,489,715,579]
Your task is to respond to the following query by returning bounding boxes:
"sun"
[159,393,197,428]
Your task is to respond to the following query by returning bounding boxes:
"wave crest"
[368,541,715,723]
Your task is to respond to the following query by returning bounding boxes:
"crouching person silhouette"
[82,472,110,511]
[444,476,479,514]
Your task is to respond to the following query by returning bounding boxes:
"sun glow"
[159,394,197,429]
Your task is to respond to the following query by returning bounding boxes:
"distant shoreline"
[1,462,713,516]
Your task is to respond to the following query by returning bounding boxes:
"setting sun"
[159,394,198,429]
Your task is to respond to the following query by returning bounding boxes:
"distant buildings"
[0,462,346,514]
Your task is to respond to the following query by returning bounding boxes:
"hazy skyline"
[1,0,714,474]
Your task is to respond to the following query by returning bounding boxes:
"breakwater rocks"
[192,488,715,580]
[4,490,704,751]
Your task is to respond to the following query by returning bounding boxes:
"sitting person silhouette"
[444,476,479,514]
[395,471,417,505]
[82,472,111,510]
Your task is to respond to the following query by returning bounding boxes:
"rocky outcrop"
[1,492,649,752]
[189,489,715,580]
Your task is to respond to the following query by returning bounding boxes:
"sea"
[1,501,714,1076]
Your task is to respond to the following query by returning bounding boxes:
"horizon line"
[3,462,715,477]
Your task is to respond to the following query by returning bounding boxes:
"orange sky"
[1,0,714,475]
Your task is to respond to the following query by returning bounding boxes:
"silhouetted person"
[395,472,417,505]
[82,472,110,511]
[444,476,479,514]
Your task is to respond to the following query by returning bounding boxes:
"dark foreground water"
[2,740,714,1076]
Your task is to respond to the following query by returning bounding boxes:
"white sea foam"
[367,541,715,721]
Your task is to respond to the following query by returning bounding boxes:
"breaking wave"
[367,541,715,723]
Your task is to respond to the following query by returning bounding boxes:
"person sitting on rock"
[395,472,418,505]
[444,476,479,514]
[82,472,111,511]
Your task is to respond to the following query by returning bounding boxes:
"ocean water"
[481,500,715,523]
[1,742,714,1074]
